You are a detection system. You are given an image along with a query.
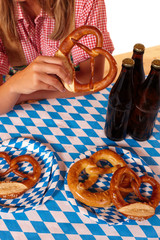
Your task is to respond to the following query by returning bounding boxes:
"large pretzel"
[110,166,160,221]
[0,152,41,199]
[55,25,117,92]
[67,149,127,208]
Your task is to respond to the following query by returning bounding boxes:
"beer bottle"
[104,58,134,141]
[132,43,145,98]
[128,59,160,141]
[127,43,145,132]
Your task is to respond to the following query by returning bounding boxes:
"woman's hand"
[0,55,72,114]
[8,55,72,94]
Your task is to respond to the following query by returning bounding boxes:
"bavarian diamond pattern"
[0,87,159,239]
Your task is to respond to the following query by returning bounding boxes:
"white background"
[105,0,160,55]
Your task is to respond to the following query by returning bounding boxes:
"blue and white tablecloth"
[0,86,159,240]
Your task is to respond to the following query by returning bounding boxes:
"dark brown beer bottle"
[132,43,145,98]
[127,44,146,133]
[128,59,160,141]
[104,58,134,141]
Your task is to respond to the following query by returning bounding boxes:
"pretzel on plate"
[110,166,160,221]
[0,152,41,199]
[55,25,117,92]
[67,149,127,208]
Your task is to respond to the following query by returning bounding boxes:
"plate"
[64,146,159,225]
[0,137,60,212]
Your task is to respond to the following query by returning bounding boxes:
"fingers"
[34,56,72,84]
[9,55,72,95]
[34,72,66,92]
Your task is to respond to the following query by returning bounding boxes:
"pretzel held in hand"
[67,149,126,208]
[0,152,41,199]
[110,166,160,221]
[55,25,117,92]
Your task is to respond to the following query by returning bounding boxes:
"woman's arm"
[0,55,72,115]
[0,54,105,115]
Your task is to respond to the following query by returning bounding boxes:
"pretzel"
[55,25,117,92]
[0,152,41,199]
[67,149,127,208]
[110,166,160,221]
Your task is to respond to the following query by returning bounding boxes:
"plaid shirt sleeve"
[72,0,114,65]
[0,39,9,75]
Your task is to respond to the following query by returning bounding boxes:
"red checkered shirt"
[0,0,114,75]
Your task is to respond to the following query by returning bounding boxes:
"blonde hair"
[0,0,74,41]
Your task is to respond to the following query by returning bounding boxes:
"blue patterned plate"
[64,146,160,225]
[0,137,60,212]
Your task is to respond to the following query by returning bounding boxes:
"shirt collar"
[15,2,48,22]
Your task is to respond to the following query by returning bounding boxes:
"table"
[113,45,160,80]
[0,83,159,240]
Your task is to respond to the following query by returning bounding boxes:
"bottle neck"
[132,51,145,86]
[132,52,144,68]
[117,66,133,86]
[132,51,144,60]
[136,66,160,111]
[109,65,133,110]
[145,66,160,87]
[150,65,160,74]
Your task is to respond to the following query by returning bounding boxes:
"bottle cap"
[122,58,135,68]
[133,43,145,53]
[151,59,160,70]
